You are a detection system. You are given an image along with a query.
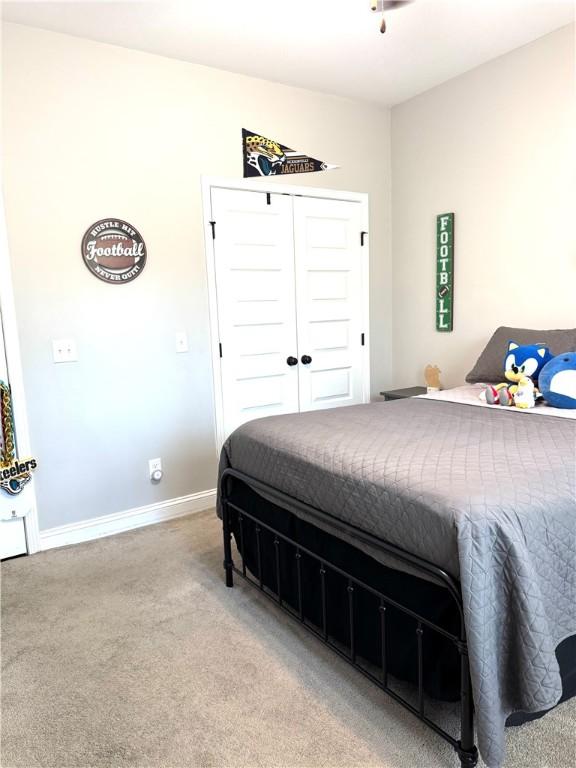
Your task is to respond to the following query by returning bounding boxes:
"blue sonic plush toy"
[538,352,576,409]
[484,341,553,408]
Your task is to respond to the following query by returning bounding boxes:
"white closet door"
[293,197,365,411]
[211,188,299,437]
[0,307,7,382]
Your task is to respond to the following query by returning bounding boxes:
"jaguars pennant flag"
[243,129,338,178]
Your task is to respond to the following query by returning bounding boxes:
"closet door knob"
[286,356,298,366]
[301,355,312,365]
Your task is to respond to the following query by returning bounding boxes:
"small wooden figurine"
[424,364,442,392]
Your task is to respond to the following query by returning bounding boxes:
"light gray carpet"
[1,510,574,768]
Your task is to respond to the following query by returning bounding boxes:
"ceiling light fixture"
[370,0,414,34]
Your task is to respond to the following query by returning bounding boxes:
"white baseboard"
[39,489,216,551]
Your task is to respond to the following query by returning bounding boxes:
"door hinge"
[361,333,365,346]
[266,192,271,205]
[209,221,216,239]
[360,231,368,246]
[219,342,223,358]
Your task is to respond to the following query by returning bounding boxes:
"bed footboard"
[220,468,478,768]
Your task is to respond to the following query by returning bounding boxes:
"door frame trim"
[0,192,40,553]
[201,175,370,453]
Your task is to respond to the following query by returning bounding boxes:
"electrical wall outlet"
[52,339,78,363]
[175,332,188,353]
[149,457,163,483]
[149,457,162,475]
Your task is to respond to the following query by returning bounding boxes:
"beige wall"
[391,25,575,389]
[2,22,392,530]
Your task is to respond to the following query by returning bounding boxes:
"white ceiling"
[2,0,574,105]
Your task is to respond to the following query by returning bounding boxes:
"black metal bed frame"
[221,468,479,768]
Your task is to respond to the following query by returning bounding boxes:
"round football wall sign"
[81,219,147,284]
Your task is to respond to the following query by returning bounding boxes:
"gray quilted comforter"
[218,398,576,767]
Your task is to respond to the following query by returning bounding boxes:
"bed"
[217,329,576,768]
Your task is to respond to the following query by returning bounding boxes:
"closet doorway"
[203,178,370,447]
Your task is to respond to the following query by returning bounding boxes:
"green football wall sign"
[436,213,454,332]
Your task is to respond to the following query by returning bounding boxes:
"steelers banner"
[1,381,37,496]
[242,129,338,178]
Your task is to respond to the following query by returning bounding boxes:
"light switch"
[175,332,188,353]
[52,339,78,363]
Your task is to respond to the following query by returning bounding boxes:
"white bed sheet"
[418,382,576,420]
